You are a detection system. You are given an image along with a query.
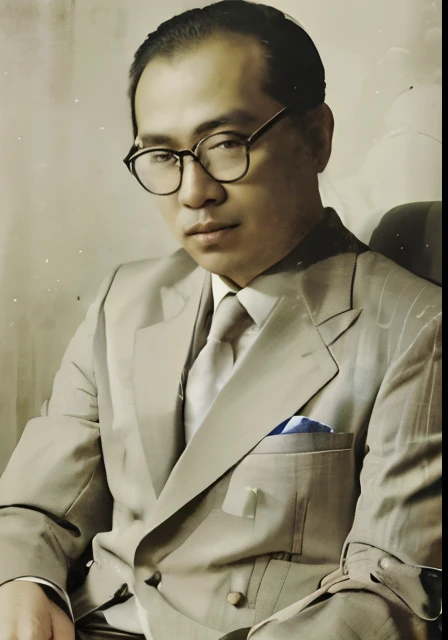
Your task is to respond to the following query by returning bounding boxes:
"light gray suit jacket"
[0,211,442,639]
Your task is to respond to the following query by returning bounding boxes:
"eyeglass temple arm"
[247,107,289,145]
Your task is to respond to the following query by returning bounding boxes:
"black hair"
[128,0,326,137]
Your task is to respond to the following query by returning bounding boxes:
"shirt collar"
[211,272,288,328]
[211,274,239,310]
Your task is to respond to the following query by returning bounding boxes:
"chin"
[190,251,232,274]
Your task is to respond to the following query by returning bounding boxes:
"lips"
[184,221,240,247]
[185,222,238,236]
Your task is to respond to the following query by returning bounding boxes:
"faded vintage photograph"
[0,1,442,638]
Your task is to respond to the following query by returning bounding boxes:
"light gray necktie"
[184,293,250,441]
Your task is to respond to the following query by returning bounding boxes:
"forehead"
[134,34,280,142]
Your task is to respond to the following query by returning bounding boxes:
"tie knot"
[208,294,249,343]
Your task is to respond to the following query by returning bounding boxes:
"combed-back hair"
[128,0,326,136]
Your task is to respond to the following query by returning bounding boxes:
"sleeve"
[0,267,120,593]
[247,306,442,639]
[15,577,73,620]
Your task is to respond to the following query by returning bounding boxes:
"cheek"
[247,148,309,202]
[154,198,179,233]
[236,171,305,225]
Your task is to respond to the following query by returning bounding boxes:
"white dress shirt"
[19,269,287,632]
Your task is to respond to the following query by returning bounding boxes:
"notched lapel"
[145,286,339,535]
[133,268,210,497]
[143,239,364,535]
[316,308,363,346]
[298,250,363,345]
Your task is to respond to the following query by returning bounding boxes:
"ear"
[303,103,334,173]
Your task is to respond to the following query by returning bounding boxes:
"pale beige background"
[0,0,442,472]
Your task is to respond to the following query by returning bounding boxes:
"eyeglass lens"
[132,132,248,195]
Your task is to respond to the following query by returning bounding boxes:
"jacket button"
[145,571,162,587]
[226,591,244,607]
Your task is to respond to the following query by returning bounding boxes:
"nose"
[177,157,226,209]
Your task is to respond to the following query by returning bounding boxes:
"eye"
[206,135,246,153]
[218,139,243,150]
[148,150,177,165]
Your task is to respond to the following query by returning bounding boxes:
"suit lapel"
[145,246,363,534]
[133,266,211,497]
[136,210,365,534]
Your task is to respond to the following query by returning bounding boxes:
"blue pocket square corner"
[269,415,333,435]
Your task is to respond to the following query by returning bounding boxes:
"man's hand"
[0,580,75,639]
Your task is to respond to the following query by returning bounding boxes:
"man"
[0,2,442,639]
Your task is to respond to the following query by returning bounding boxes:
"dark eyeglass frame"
[123,106,290,196]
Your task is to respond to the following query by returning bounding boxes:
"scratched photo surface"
[0,0,442,470]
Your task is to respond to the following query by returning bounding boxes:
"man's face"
[134,34,331,286]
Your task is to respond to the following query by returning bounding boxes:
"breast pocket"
[221,432,355,562]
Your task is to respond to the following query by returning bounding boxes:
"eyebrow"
[138,109,258,148]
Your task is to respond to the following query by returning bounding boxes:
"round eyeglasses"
[123,106,290,196]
